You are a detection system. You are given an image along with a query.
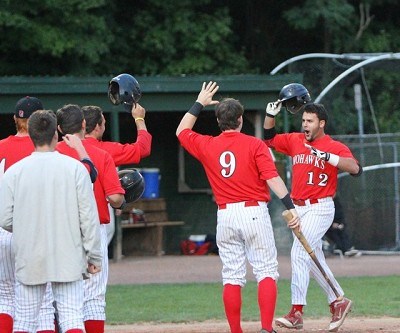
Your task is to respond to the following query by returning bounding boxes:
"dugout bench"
[113,198,184,261]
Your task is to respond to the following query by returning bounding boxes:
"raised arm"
[176,81,220,136]
[263,100,282,141]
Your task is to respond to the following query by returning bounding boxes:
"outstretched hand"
[304,143,330,161]
[196,81,219,107]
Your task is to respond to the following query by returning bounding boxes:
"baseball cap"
[15,96,44,118]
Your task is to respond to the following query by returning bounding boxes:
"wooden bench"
[113,198,184,261]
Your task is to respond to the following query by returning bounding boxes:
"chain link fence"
[273,54,400,252]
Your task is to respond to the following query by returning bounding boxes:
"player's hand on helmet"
[88,263,101,274]
[266,100,282,117]
[304,143,330,161]
[287,208,301,230]
[196,81,220,107]
[132,103,145,120]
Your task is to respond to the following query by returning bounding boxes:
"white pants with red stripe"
[291,198,344,305]
[14,280,84,333]
[216,201,279,287]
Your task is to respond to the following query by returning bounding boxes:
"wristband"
[281,193,295,210]
[327,153,339,167]
[266,113,275,118]
[135,117,145,122]
[80,158,98,183]
[187,102,204,117]
[264,127,277,140]
[350,163,363,177]
[114,199,126,210]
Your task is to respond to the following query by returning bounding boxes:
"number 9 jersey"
[177,129,279,205]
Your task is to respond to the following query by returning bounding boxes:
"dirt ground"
[106,317,400,333]
[106,254,400,332]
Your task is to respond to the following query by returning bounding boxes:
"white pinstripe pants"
[216,201,279,287]
[0,230,59,331]
[0,229,15,317]
[83,224,108,321]
[14,280,84,333]
[290,199,344,305]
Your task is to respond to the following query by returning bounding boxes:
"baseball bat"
[282,210,341,298]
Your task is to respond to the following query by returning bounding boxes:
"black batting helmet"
[108,74,141,112]
[279,83,311,114]
[118,169,145,203]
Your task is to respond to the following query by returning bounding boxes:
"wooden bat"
[282,210,340,298]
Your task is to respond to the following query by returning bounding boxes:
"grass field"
[106,275,400,324]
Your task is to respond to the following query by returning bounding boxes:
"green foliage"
[98,0,250,75]
[0,0,400,133]
[0,0,111,74]
[284,0,354,30]
[106,276,400,324]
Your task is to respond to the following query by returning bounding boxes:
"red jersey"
[178,129,279,205]
[265,133,357,200]
[0,136,34,175]
[84,130,152,166]
[56,140,124,224]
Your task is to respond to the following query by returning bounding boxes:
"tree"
[96,0,250,75]
[0,0,111,75]
[0,0,250,75]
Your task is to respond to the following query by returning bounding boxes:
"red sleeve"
[177,128,210,160]
[99,138,147,167]
[136,130,152,159]
[264,133,300,157]
[100,153,125,197]
[99,130,151,166]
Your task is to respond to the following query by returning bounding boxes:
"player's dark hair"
[215,98,244,131]
[56,104,84,135]
[28,110,57,147]
[82,105,103,134]
[303,103,328,124]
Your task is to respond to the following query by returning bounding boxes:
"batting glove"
[304,144,339,166]
[266,100,282,118]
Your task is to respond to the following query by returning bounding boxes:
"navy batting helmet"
[279,83,311,114]
[108,74,141,112]
[118,169,145,203]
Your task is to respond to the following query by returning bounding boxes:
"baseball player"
[81,103,152,243]
[55,104,125,333]
[264,101,362,331]
[0,110,102,333]
[0,97,96,333]
[176,81,300,333]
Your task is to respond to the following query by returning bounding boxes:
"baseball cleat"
[275,308,303,329]
[328,297,352,332]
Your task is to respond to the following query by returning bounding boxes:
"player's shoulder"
[238,132,268,148]
[284,132,304,140]
[96,140,124,151]
[84,141,112,157]
[0,135,28,145]
[83,141,116,169]
[325,135,350,149]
